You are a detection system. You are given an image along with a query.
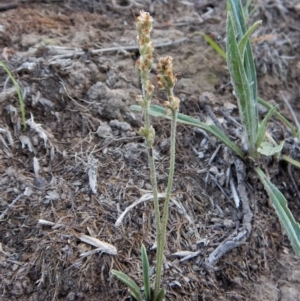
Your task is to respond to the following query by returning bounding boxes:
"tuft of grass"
[0,61,26,130]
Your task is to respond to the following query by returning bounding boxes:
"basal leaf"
[226,12,257,156]
[198,32,226,59]
[141,245,151,301]
[257,141,284,157]
[281,155,300,169]
[238,20,262,61]
[155,288,165,301]
[258,97,298,137]
[255,168,300,257]
[255,105,277,149]
[227,0,258,135]
[111,270,143,301]
[131,104,245,159]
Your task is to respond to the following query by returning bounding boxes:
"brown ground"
[0,0,300,300]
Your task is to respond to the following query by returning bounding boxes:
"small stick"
[91,37,187,54]
[0,194,22,220]
[206,158,253,266]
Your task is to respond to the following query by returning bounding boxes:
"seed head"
[157,56,177,91]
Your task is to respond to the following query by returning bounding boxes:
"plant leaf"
[255,105,277,149]
[255,168,300,257]
[258,97,298,137]
[155,288,165,301]
[257,141,284,157]
[281,155,300,169]
[131,104,245,159]
[227,0,258,133]
[226,12,257,156]
[141,245,151,301]
[111,270,144,301]
[238,20,262,61]
[0,61,26,129]
[198,32,226,59]
[243,0,253,16]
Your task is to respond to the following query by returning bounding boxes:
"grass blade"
[255,105,277,148]
[258,97,298,137]
[281,155,300,169]
[111,270,143,301]
[131,104,245,159]
[141,244,151,301]
[238,20,262,61]
[226,12,257,156]
[228,0,258,128]
[197,32,226,59]
[155,288,165,301]
[243,0,253,16]
[0,61,26,129]
[255,168,300,257]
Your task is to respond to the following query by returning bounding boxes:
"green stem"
[145,113,162,235]
[154,104,178,300]
[140,71,162,276]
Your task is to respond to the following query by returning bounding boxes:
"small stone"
[145,183,152,190]
[209,166,218,175]
[96,123,112,138]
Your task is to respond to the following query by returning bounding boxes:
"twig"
[0,194,23,220]
[206,158,253,266]
[36,38,187,59]
[207,144,222,166]
[230,177,240,208]
[91,38,187,54]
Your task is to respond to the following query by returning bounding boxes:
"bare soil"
[0,1,300,301]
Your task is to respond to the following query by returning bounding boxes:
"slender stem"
[154,102,178,300]
[140,73,162,267]
[145,118,162,234]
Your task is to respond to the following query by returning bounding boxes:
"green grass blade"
[227,0,245,38]
[226,12,257,155]
[281,155,300,169]
[255,105,277,149]
[111,270,144,301]
[258,97,298,136]
[243,0,258,21]
[0,61,26,130]
[155,288,165,301]
[197,32,226,60]
[131,104,245,159]
[255,168,300,257]
[243,0,253,16]
[238,20,262,61]
[141,245,151,301]
[228,0,258,124]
